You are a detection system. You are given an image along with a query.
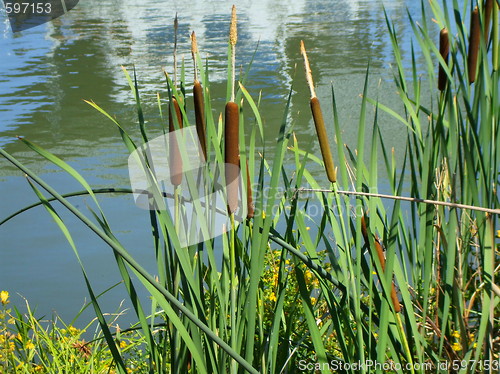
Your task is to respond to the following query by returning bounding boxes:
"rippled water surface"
[0,0,436,320]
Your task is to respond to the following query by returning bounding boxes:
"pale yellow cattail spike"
[191,31,198,56]
[229,5,237,102]
[300,40,317,99]
[191,31,199,81]
[230,5,237,46]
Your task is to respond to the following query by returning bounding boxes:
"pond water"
[0,0,433,323]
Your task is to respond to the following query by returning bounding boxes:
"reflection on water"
[0,0,432,320]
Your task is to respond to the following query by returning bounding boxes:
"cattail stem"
[484,0,493,43]
[493,0,499,70]
[245,159,254,219]
[438,28,450,91]
[361,215,401,313]
[301,41,336,183]
[169,98,183,186]
[229,212,238,374]
[173,14,179,88]
[468,6,481,84]
[225,101,240,214]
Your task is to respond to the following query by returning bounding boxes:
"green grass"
[1,1,499,373]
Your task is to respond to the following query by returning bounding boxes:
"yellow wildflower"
[496,230,500,238]
[304,270,313,283]
[451,330,460,338]
[0,291,9,305]
[268,292,277,302]
[25,340,35,350]
[68,326,80,335]
[451,342,462,351]
[120,340,128,349]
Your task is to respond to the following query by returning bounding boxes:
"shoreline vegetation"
[1,0,499,373]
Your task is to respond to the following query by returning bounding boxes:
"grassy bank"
[1,0,499,373]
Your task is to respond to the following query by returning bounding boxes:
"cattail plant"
[300,41,336,183]
[438,28,450,91]
[468,6,480,84]
[361,215,401,313]
[191,31,207,160]
[225,5,240,215]
[169,14,183,187]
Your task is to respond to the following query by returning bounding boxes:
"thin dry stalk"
[296,188,500,215]
[300,41,336,183]
[438,28,450,91]
[468,6,481,84]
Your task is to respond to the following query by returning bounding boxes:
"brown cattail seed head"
[468,6,480,84]
[225,101,240,214]
[193,81,207,160]
[229,5,237,46]
[360,215,401,313]
[438,28,450,91]
[169,98,183,186]
[484,0,493,42]
[310,97,336,183]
